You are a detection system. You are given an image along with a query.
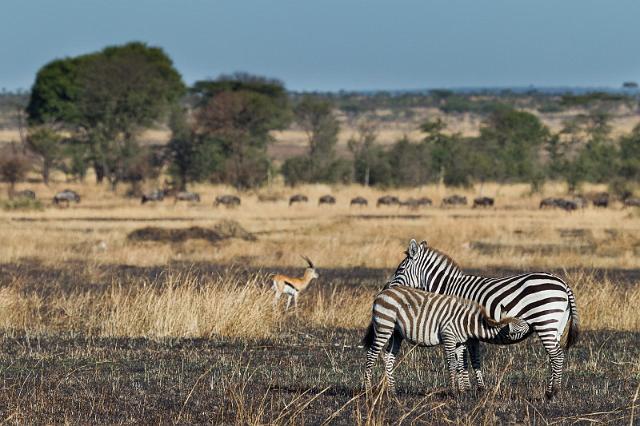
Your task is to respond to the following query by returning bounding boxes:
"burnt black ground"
[0,330,637,424]
[2,260,640,294]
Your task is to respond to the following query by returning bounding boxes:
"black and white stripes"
[363,285,529,393]
[386,239,580,399]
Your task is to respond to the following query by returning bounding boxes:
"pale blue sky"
[1,0,639,91]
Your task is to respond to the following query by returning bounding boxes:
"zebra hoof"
[544,390,556,401]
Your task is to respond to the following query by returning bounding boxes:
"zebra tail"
[564,285,580,349]
[362,322,376,350]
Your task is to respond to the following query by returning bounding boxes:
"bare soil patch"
[127,220,256,244]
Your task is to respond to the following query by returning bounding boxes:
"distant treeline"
[0,41,639,197]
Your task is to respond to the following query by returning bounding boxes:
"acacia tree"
[348,121,384,186]
[282,95,351,185]
[478,108,549,184]
[0,145,31,197]
[27,42,185,189]
[167,107,222,191]
[26,126,63,184]
[190,73,290,189]
[561,111,617,189]
[619,124,640,181]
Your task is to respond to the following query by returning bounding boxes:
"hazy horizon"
[2,1,639,92]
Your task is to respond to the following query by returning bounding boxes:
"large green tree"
[27,42,185,188]
[167,107,222,190]
[561,112,617,188]
[191,73,290,189]
[282,95,351,185]
[478,108,549,182]
[348,122,391,186]
[26,125,63,184]
[619,124,640,181]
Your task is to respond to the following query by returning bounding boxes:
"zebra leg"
[455,345,471,392]
[541,339,565,400]
[441,331,459,393]
[383,332,402,395]
[467,339,486,390]
[365,326,393,391]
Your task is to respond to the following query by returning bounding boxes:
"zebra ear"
[408,239,419,258]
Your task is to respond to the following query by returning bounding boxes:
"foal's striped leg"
[441,329,459,392]
[455,345,471,391]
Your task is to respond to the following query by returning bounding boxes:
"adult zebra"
[386,239,579,399]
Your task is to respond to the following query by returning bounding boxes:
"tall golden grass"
[0,269,637,338]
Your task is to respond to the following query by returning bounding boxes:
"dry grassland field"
[0,181,639,423]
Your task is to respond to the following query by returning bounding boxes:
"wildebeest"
[14,189,36,200]
[472,196,494,208]
[350,196,368,207]
[624,197,640,208]
[592,192,609,208]
[141,189,166,204]
[174,191,201,203]
[214,195,241,208]
[539,198,559,209]
[441,195,467,207]
[376,195,400,207]
[289,194,308,206]
[539,198,577,211]
[318,195,336,205]
[53,189,81,206]
[400,197,432,209]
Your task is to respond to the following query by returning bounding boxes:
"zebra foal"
[363,285,529,394]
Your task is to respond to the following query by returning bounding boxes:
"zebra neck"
[422,270,463,294]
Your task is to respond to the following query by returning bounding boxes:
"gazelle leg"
[285,295,292,311]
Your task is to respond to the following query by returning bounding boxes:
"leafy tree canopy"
[191,72,290,131]
[28,42,184,130]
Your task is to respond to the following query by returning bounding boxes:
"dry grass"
[0,266,637,338]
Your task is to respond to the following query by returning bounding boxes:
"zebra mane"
[421,243,463,275]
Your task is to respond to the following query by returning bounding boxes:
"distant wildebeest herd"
[536,192,639,211]
[8,188,640,211]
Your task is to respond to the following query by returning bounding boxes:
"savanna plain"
[0,181,639,424]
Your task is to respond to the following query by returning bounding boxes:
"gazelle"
[272,256,319,310]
